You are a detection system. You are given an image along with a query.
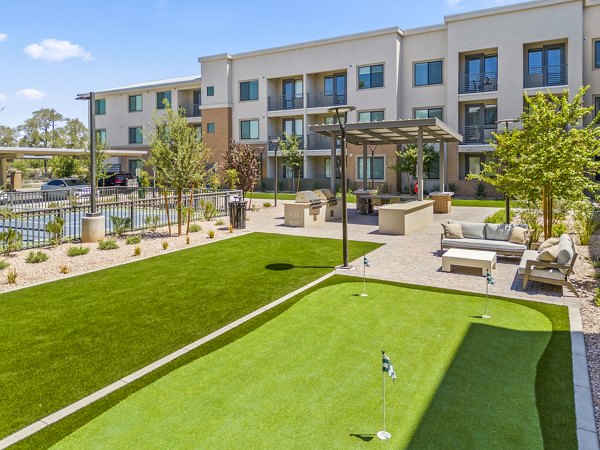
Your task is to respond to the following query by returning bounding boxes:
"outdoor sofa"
[441,220,530,256]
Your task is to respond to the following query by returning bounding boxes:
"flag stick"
[377,350,391,440]
[483,270,492,319]
[360,254,368,297]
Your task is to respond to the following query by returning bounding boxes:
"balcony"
[268,135,304,151]
[306,92,347,109]
[181,103,202,117]
[459,72,498,94]
[524,64,567,88]
[306,133,340,150]
[461,125,496,145]
[268,95,304,111]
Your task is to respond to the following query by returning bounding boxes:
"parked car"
[98,173,137,187]
[41,178,92,200]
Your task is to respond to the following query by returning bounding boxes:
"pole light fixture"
[75,92,99,215]
[328,105,356,269]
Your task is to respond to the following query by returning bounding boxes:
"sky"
[0,0,522,128]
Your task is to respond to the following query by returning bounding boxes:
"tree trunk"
[164,189,172,236]
[177,189,182,236]
[186,186,194,235]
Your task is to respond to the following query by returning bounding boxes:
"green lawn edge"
[17,275,576,449]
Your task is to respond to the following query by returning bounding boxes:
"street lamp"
[328,105,356,269]
[269,138,280,207]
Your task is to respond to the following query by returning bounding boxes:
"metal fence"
[0,189,242,250]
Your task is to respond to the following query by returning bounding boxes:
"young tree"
[60,118,88,149]
[150,102,212,235]
[391,144,438,194]
[471,86,600,239]
[277,133,303,192]
[223,140,260,207]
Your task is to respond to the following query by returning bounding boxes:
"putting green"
[55,281,574,449]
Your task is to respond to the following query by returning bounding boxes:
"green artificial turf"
[0,233,380,440]
[54,280,576,450]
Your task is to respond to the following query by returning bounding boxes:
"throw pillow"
[509,226,527,245]
[485,223,513,241]
[442,223,464,239]
[556,234,574,273]
[537,245,559,262]
[538,237,560,251]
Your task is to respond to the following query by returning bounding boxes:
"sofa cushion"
[539,237,560,251]
[442,223,464,239]
[509,226,528,245]
[442,238,526,253]
[537,245,559,262]
[449,220,485,239]
[556,234,574,272]
[485,223,513,241]
[517,250,566,281]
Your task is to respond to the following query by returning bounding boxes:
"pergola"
[309,118,463,200]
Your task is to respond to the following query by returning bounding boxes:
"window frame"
[239,80,259,102]
[206,123,216,133]
[156,91,171,110]
[128,127,143,145]
[595,39,600,69]
[240,119,259,140]
[357,110,385,123]
[94,98,106,115]
[206,86,215,97]
[356,155,386,181]
[594,96,600,120]
[413,107,443,120]
[357,64,384,90]
[128,94,142,112]
[413,59,444,87]
[96,129,107,146]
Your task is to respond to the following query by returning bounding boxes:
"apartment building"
[94,0,600,196]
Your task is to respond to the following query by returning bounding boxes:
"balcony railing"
[306,92,347,109]
[459,72,498,94]
[461,125,497,145]
[306,133,340,150]
[181,103,202,117]
[268,135,304,151]
[524,64,567,88]
[268,95,304,111]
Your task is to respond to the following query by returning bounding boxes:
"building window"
[240,120,259,140]
[461,154,492,179]
[96,129,106,146]
[324,158,341,179]
[95,99,106,115]
[129,95,142,112]
[128,127,143,144]
[427,151,440,179]
[207,123,215,133]
[414,107,443,120]
[358,64,384,89]
[240,80,258,101]
[414,60,443,86]
[594,40,600,69]
[595,96,600,119]
[357,156,385,180]
[206,86,214,97]
[282,118,303,137]
[156,91,171,109]
[358,111,384,122]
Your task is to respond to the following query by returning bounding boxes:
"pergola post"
[330,132,336,193]
[439,142,446,192]
[417,127,424,201]
[362,143,368,190]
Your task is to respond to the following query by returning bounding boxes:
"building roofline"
[403,23,447,36]
[199,27,402,63]
[445,0,579,23]
[92,75,201,96]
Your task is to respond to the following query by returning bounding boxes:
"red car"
[99,173,136,187]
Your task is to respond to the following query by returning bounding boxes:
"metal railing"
[461,125,497,145]
[181,103,202,117]
[268,136,304,152]
[524,64,567,88]
[459,72,498,94]
[306,92,347,108]
[0,189,242,250]
[306,133,340,150]
[267,95,304,111]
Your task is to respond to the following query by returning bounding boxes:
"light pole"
[269,138,279,207]
[257,146,265,191]
[328,105,356,269]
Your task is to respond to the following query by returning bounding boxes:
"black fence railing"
[306,92,347,108]
[268,136,304,152]
[524,64,567,88]
[267,95,304,111]
[181,103,202,117]
[0,189,242,250]
[459,72,498,94]
[461,125,497,145]
[306,133,340,150]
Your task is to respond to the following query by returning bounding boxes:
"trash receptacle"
[229,200,247,229]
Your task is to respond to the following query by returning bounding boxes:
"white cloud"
[0,34,7,43]
[24,38,93,62]
[447,0,461,5]
[0,93,7,102]
[16,88,47,101]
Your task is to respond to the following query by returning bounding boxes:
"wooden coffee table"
[442,248,497,276]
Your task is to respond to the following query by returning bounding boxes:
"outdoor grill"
[314,189,337,206]
[314,188,342,221]
[295,191,323,214]
[284,191,324,227]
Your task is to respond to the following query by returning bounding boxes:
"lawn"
[55,279,576,450]
[0,233,380,441]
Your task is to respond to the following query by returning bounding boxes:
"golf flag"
[364,256,370,267]
[486,271,495,286]
[382,352,396,381]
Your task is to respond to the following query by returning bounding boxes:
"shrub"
[474,181,487,199]
[26,250,49,264]
[0,208,19,219]
[67,246,90,257]
[520,208,543,243]
[133,246,141,256]
[7,268,17,284]
[111,216,132,237]
[59,265,69,274]
[574,202,600,245]
[208,229,215,239]
[125,234,142,245]
[185,235,190,245]
[200,201,217,221]
[189,224,201,233]
[228,225,234,234]
[0,259,8,270]
[215,219,225,226]
[263,202,272,208]
[0,228,22,255]
[484,209,516,224]
[595,288,600,308]
[593,259,600,269]
[45,216,65,246]
[162,241,169,250]
[145,215,160,232]
[98,238,119,250]
[552,222,567,237]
